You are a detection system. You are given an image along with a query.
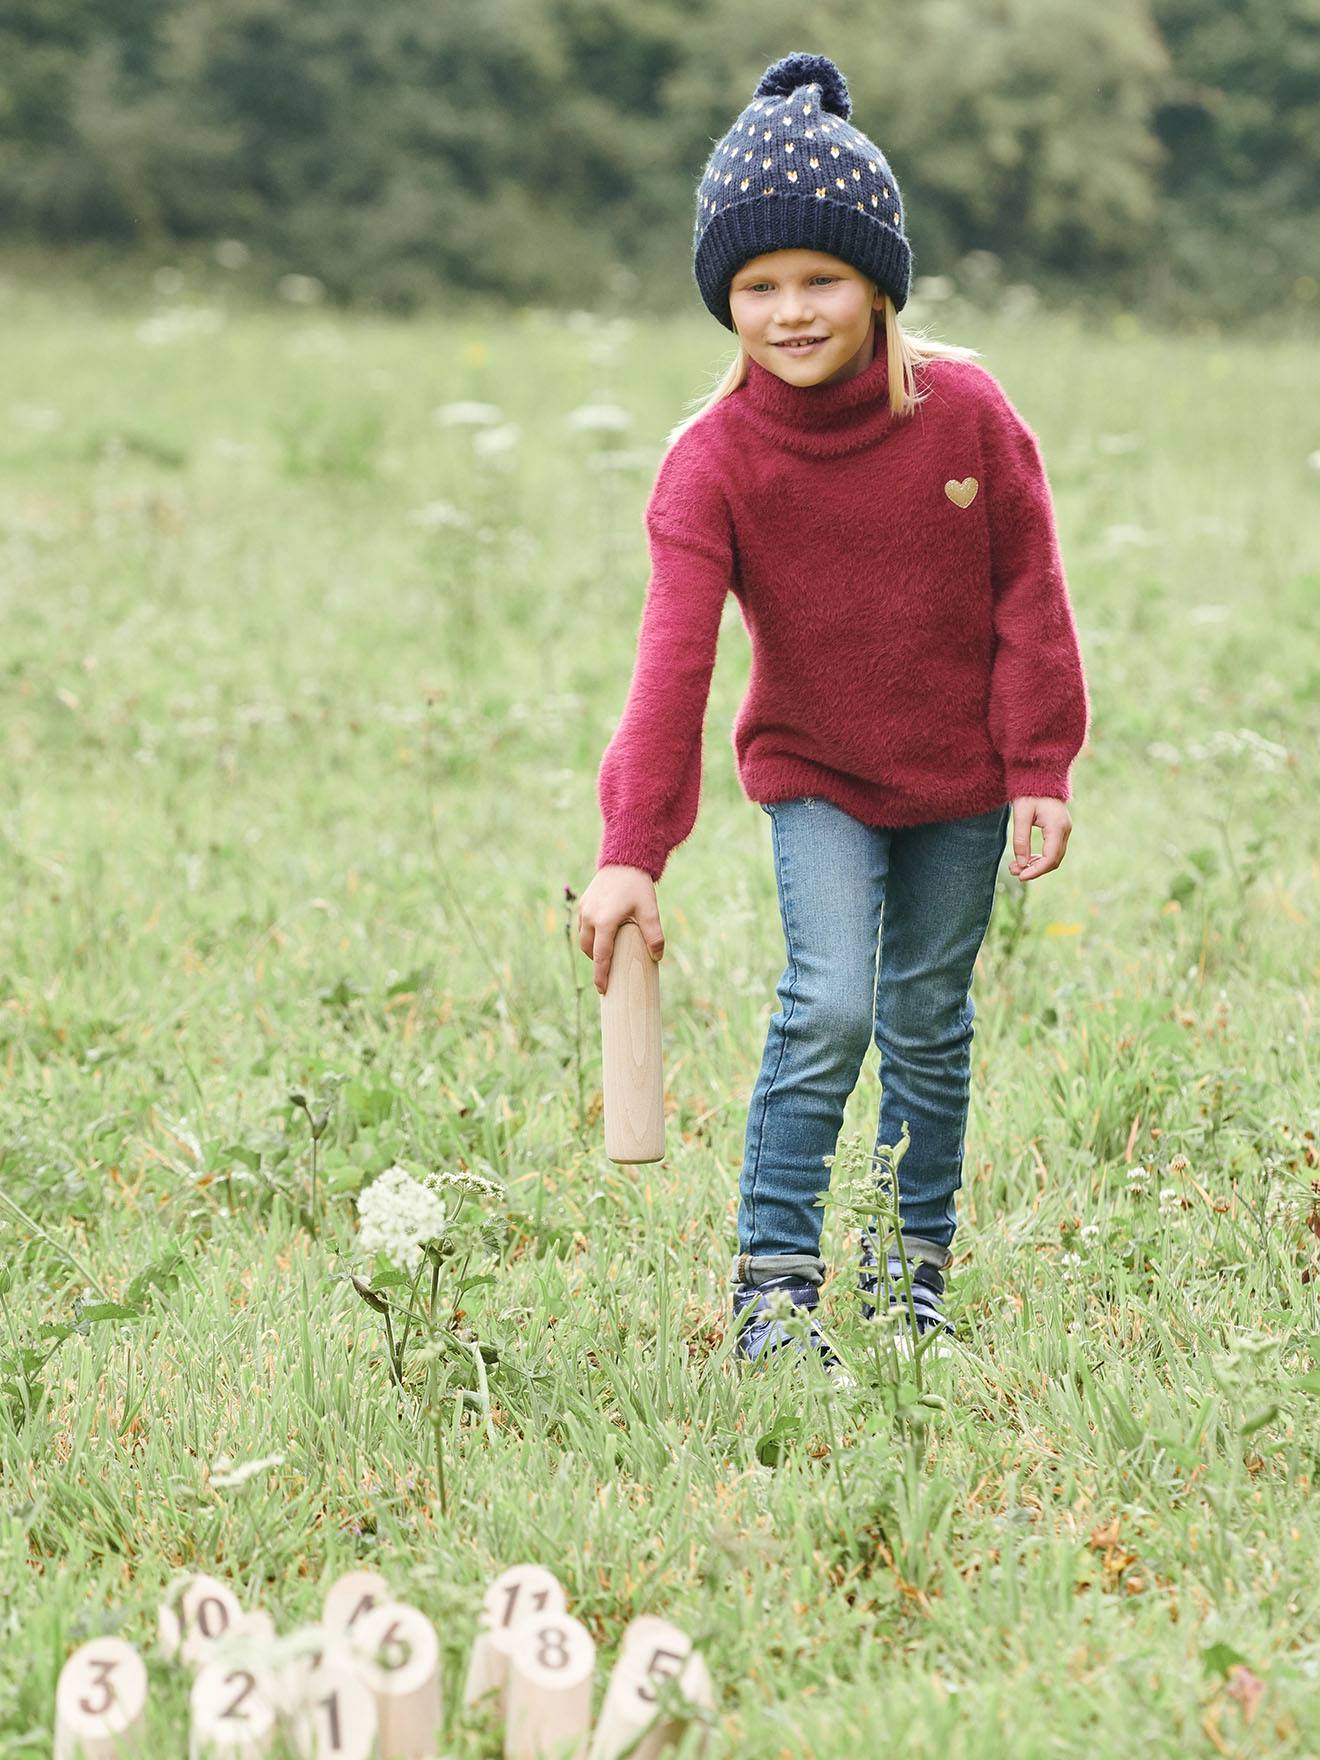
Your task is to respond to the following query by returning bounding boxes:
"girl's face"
[728,250,885,387]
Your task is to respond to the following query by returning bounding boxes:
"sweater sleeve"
[979,379,1091,802]
[595,430,735,883]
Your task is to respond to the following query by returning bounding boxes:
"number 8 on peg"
[505,1613,595,1760]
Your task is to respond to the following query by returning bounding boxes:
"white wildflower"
[472,422,520,457]
[433,401,503,426]
[356,1163,448,1273]
[1059,1250,1083,1267]
[407,498,471,529]
[564,403,632,432]
[210,1453,285,1489]
[425,1167,504,1202]
[277,273,324,305]
[586,448,654,473]
[136,306,225,346]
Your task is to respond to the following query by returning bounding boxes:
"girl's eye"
[742,275,836,293]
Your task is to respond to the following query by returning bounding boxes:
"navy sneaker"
[857,1233,956,1358]
[731,1274,852,1384]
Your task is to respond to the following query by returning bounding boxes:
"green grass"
[1,267,1318,1759]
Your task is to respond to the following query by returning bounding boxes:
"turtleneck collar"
[737,341,895,458]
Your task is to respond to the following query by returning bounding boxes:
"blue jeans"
[734,795,1012,1289]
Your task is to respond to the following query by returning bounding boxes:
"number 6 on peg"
[348,1601,441,1760]
[55,1637,148,1760]
[505,1613,596,1760]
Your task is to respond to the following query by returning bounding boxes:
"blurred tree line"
[0,0,1315,321]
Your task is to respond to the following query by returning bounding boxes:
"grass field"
[1,268,1317,1758]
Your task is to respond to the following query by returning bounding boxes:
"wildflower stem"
[310,1132,319,1240]
[394,1257,429,1371]
[433,1409,448,1518]
[446,1250,473,1331]
[382,1304,403,1388]
[469,1336,497,1446]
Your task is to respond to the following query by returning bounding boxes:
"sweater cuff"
[597,820,669,883]
[1001,767,1072,803]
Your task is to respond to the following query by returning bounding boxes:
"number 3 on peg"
[505,1613,596,1760]
[55,1637,148,1760]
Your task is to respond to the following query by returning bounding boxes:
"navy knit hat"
[693,51,912,331]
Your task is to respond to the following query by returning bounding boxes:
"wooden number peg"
[322,1570,391,1637]
[54,1636,148,1760]
[158,1602,183,1664]
[287,1650,377,1760]
[347,1601,441,1760]
[504,1612,596,1760]
[189,1659,276,1757]
[617,1617,681,1662]
[462,1564,567,1714]
[179,1576,245,1669]
[590,1621,713,1760]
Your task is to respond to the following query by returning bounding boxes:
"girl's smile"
[728,248,885,388]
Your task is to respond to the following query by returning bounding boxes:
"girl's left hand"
[1007,796,1072,882]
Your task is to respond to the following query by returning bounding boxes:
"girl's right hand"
[578,866,665,995]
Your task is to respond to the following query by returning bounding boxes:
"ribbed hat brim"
[694,194,912,329]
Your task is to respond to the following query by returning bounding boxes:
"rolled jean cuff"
[730,1253,826,1289]
[892,1234,955,1272]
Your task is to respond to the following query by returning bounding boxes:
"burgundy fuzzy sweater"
[596,344,1091,882]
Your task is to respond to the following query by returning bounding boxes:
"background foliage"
[1,0,1318,321]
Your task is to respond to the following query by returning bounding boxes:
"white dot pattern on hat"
[694,83,903,235]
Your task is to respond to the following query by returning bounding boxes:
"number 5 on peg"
[505,1613,595,1760]
[590,1618,713,1760]
[600,918,665,1164]
[55,1637,148,1760]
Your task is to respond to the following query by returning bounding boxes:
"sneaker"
[731,1274,851,1384]
[857,1233,956,1358]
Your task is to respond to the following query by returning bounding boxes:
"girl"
[577,50,1091,1378]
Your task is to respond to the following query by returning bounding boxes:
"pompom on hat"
[692,50,912,330]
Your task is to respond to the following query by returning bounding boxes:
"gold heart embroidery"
[944,476,978,508]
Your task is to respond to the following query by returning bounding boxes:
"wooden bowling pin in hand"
[599,918,665,1164]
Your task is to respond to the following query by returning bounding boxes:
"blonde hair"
[665,287,980,448]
